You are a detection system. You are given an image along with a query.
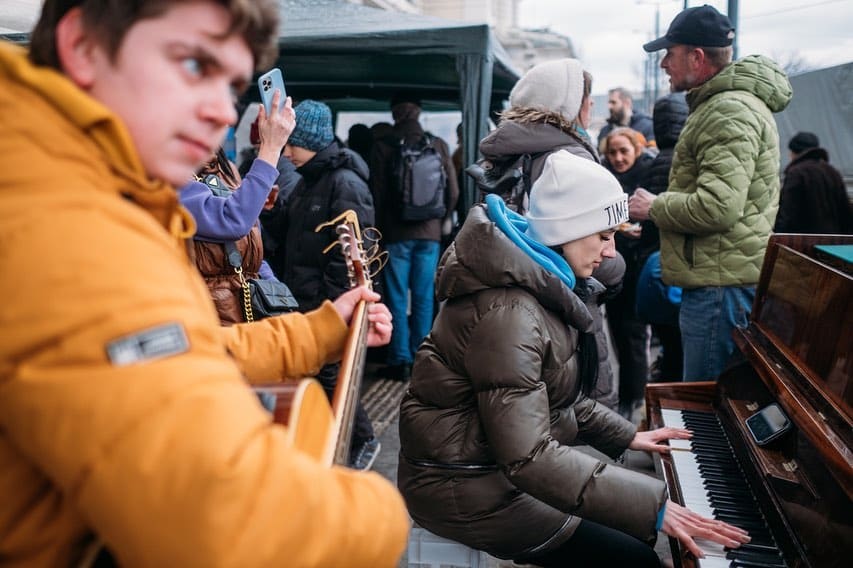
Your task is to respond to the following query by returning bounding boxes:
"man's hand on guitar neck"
[333,286,393,347]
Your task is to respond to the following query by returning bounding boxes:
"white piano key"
[661,408,693,450]
[696,554,731,568]
[694,536,728,559]
[671,451,715,519]
[661,408,685,429]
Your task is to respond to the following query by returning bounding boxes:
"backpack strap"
[520,151,549,195]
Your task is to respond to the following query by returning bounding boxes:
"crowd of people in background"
[2,1,850,567]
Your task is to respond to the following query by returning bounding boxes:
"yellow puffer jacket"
[0,43,407,568]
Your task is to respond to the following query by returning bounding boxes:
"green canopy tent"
[266,0,521,214]
[1,0,521,213]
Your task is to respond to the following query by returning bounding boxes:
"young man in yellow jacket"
[0,1,408,566]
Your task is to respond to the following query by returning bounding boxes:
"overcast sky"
[518,0,853,95]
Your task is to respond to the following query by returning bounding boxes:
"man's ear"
[689,47,707,69]
[55,7,98,88]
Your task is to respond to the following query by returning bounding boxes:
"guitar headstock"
[316,210,373,289]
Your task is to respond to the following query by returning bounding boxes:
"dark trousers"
[523,520,661,567]
[608,291,650,410]
[652,323,683,381]
[316,362,375,449]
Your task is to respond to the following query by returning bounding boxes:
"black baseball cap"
[643,4,735,52]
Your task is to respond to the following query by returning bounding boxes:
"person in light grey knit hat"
[475,58,625,412]
[509,58,585,125]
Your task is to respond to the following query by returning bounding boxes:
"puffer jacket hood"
[687,55,792,114]
[299,140,369,184]
[652,92,688,150]
[479,119,598,164]
[436,205,593,333]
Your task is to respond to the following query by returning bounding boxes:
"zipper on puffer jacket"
[515,515,577,559]
[404,456,499,471]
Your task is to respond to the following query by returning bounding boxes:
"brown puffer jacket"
[397,205,667,560]
[193,225,263,325]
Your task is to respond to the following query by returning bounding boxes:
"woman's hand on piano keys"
[662,499,751,559]
[628,427,692,454]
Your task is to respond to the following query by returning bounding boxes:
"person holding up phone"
[0,2,408,566]
[179,89,295,325]
[260,99,383,470]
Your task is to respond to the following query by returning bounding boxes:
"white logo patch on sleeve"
[106,323,189,366]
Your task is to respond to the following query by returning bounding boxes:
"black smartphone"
[257,68,286,112]
[745,403,791,446]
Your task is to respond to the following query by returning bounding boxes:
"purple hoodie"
[179,159,278,242]
[180,158,280,281]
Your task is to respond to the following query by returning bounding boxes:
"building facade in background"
[357,0,575,72]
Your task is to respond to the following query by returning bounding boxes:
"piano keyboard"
[661,408,788,568]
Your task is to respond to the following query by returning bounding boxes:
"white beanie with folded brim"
[509,58,585,123]
[526,151,629,246]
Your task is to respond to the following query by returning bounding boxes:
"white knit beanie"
[525,151,629,246]
[509,58,585,123]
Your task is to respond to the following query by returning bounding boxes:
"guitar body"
[253,380,336,463]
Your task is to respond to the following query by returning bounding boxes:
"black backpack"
[465,152,545,215]
[388,134,448,222]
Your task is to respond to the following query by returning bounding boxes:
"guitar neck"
[329,299,371,466]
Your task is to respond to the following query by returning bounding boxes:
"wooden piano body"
[646,234,853,568]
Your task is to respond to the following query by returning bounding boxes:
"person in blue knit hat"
[260,99,382,470]
[285,99,335,155]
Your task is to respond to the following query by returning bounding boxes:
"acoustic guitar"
[252,209,375,465]
[77,211,377,567]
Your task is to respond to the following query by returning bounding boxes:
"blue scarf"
[484,194,576,289]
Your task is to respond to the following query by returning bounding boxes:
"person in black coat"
[260,100,381,470]
[601,127,654,419]
[774,132,852,234]
[637,93,689,382]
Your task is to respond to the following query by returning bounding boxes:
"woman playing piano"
[397,151,749,566]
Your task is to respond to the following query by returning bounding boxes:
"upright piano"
[646,234,853,568]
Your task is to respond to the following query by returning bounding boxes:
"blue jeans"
[383,239,440,365]
[679,285,755,382]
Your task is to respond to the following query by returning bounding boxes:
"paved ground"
[362,364,674,568]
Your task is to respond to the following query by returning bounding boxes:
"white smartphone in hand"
[257,68,286,112]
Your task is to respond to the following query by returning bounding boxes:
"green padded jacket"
[650,55,792,288]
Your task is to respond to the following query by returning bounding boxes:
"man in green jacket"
[629,5,792,381]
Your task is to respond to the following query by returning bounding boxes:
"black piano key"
[726,549,780,560]
[726,549,786,565]
[729,559,787,568]
[705,483,754,495]
[728,542,782,555]
[712,506,764,520]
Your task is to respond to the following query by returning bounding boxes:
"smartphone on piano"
[257,68,286,112]
[745,403,791,446]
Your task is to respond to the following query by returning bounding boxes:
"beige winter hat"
[509,58,585,123]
